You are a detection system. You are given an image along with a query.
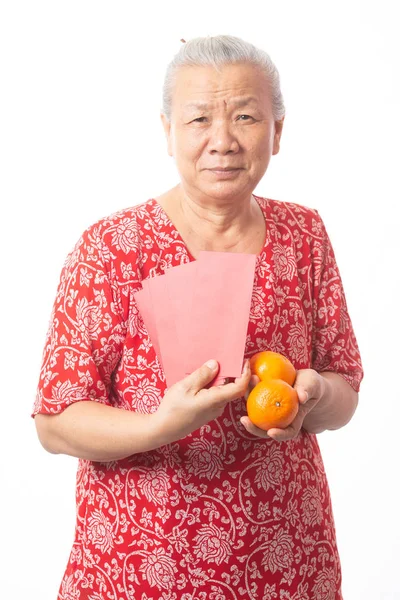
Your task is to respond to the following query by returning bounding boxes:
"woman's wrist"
[302,373,334,434]
[302,371,358,434]
[146,410,174,450]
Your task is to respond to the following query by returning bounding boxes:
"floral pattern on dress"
[33,195,364,599]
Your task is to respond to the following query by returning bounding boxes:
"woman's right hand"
[153,359,252,443]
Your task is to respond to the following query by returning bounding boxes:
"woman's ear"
[272,116,285,155]
[160,113,173,157]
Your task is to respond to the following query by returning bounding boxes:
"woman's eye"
[191,114,253,124]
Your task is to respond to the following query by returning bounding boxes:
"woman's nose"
[207,119,240,154]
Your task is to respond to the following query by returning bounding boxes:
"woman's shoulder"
[87,198,156,231]
[72,198,159,259]
[254,194,319,218]
[56,199,161,288]
[254,194,324,239]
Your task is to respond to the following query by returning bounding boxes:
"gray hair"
[162,35,285,122]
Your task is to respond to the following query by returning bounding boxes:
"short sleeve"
[32,226,127,417]
[311,211,364,392]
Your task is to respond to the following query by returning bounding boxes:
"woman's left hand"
[240,368,327,441]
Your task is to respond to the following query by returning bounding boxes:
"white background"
[1,1,399,598]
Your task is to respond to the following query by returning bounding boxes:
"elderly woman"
[33,35,363,599]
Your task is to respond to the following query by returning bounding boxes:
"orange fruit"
[246,379,299,431]
[250,351,296,386]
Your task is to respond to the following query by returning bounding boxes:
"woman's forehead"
[173,64,271,111]
[181,96,264,114]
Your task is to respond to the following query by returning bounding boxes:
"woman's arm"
[302,370,359,434]
[35,358,251,462]
[35,402,161,462]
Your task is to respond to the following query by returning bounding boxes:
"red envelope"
[134,251,256,389]
[134,286,163,369]
[183,251,256,379]
[164,261,198,356]
[143,272,183,386]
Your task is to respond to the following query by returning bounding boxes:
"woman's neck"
[158,184,265,256]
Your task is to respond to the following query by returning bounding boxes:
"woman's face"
[161,62,284,203]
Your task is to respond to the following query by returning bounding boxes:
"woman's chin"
[195,180,252,200]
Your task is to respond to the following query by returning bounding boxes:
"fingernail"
[242,358,250,373]
[205,359,218,370]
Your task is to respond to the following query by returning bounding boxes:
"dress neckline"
[148,194,270,265]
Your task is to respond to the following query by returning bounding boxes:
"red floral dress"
[33,195,364,600]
